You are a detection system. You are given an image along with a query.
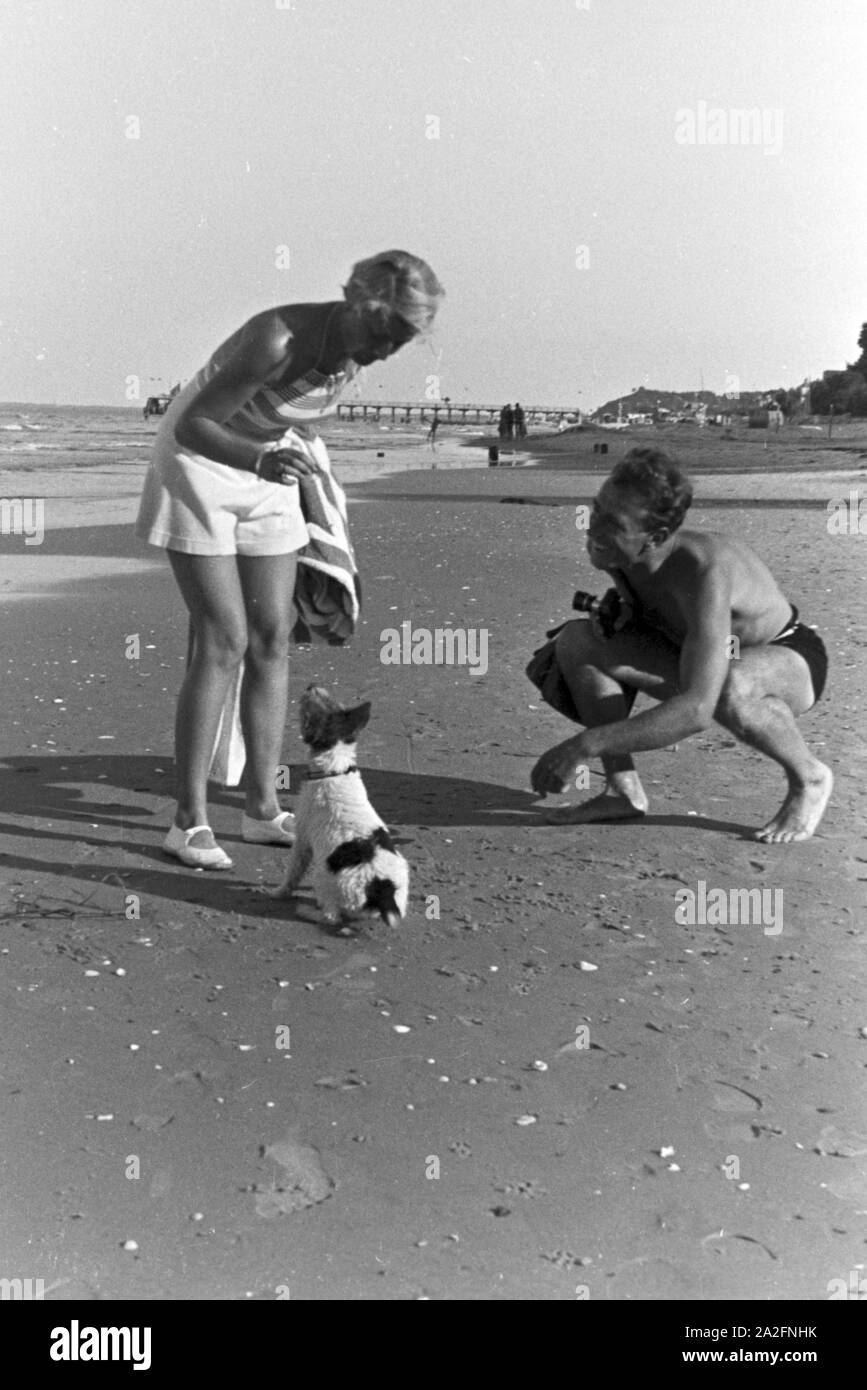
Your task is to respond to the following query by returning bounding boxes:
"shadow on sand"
[0,754,753,919]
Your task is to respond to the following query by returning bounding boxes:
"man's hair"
[609,448,694,535]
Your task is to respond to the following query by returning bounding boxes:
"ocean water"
[0,401,438,474]
[0,403,154,472]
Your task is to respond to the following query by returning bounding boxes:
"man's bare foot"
[755,763,833,843]
[544,791,648,825]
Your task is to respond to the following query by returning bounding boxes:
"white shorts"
[135,403,319,557]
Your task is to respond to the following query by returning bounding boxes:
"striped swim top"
[193,347,359,440]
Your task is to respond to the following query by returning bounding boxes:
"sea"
[0,401,439,475]
[0,403,153,473]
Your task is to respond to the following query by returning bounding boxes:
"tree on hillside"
[849,322,867,375]
[810,320,867,416]
[811,370,867,418]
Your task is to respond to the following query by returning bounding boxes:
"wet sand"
[1,429,865,1300]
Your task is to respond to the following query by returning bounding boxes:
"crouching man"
[530,448,832,842]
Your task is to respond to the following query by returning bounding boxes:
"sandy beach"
[1,420,865,1301]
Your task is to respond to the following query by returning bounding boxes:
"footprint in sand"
[700,1081,765,1142]
[705,1117,785,1143]
[131,1113,174,1132]
[700,1232,778,1263]
[823,1166,867,1206]
[815,1125,867,1158]
[251,1134,334,1217]
[708,1081,763,1113]
[815,1125,867,1203]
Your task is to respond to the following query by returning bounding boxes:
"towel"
[196,432,361,787]
[290,449,362,646]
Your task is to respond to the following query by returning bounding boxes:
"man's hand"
[590,586,634,640]
[530,735,589,797]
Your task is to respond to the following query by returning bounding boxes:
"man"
[530,449,832,842]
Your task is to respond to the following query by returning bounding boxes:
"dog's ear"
[320,701,370,747]
[299,686,343,745]
[340,701,371,741]
[302,684,341,713]
[300,691,370,749]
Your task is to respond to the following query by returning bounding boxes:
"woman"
[136,250,444,868]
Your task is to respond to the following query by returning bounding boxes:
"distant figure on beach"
[529,448,832,842]
[513,402,526,438]
[135,250,444,869]
[427,409,439,451]
[498,403,514,439]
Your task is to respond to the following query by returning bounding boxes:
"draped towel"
[193,432,361,787]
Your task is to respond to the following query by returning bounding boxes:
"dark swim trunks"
[768,605,828,704]
[525,618,639,723]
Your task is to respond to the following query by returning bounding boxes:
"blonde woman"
[136,251,444,868]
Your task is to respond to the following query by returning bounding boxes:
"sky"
[1,0,866,410]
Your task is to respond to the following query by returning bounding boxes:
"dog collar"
[305,766,360,781]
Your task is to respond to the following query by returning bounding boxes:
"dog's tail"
[365,875,402,928]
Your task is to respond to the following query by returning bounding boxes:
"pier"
[335,401,582,426]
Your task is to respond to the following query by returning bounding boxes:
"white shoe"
[164,823,233,870]
[241,811,297,845]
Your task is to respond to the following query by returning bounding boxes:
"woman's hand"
[530,735,590,797]
[257,446,319,484]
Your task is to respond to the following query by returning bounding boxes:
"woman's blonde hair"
[343,250,444,333]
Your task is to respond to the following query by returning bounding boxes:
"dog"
[274,685,409,928]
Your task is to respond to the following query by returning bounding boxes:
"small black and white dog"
[274,685,409,928]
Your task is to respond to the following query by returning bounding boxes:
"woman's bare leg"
[167,552,247,831]
[236,553,298,820]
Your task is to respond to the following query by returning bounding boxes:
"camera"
[571,587,628,639]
